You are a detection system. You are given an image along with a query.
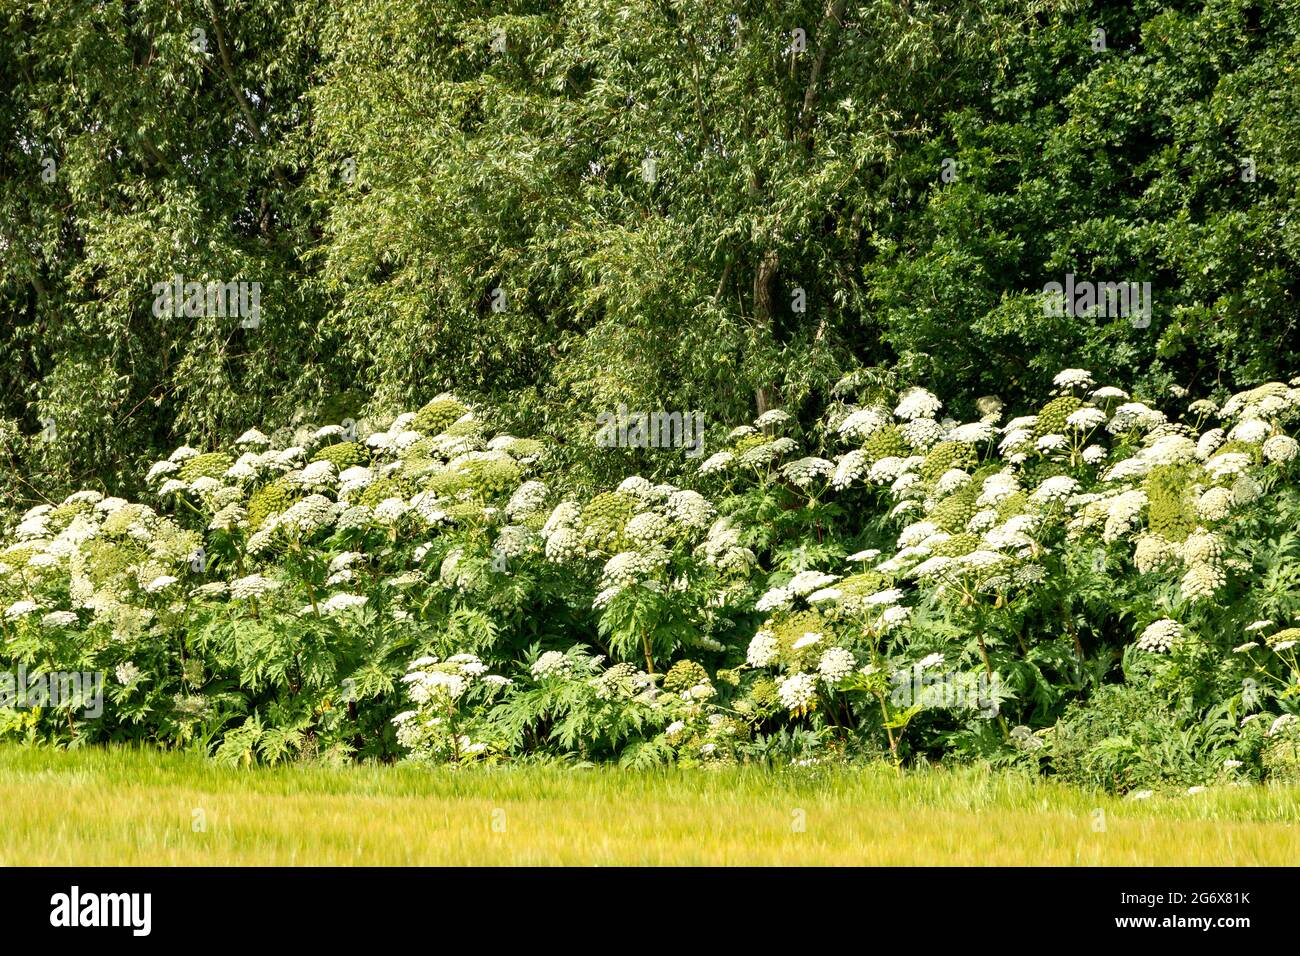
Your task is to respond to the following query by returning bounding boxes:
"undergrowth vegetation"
[4,368,1300,792]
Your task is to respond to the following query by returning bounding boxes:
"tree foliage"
[3,0,1300,506]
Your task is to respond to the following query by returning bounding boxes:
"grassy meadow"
[0,747,1297,865]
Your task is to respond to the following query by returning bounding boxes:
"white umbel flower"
[320,593,368,615]
[1180,562,1225,602]
[868,456,907,484]
[894,388,942,421]
[1262,434,1299,464]
[976,473,1020,507]
[781,457,834,488]
[146,460,180,483]
[1145,432,1199,465]
[897,521,940,550]
[1054,369,1094,390]
[297,460,337,489]
[600,550,664,589]
[230,574,279,599]
[373,497,409,526]
[746,630,779,667]
[1196,487,1234,522]
[144,575,178,594]
[778,673,818,712]
[818,647,855,685]
[901,418,944,450]
[1103,490,1148,543]
[617,476,656,498]
[623,512,670,549]
[530,651,570,679]
[1035,433,1068,453]
[337,466,374,498]
[41,610,79,629]
[1204,452,1251,480]
[665,490,716,529]
[4,600,40,620]
[1230,474,1260,507]
[935,469,972,496]
[279,494,338,535]
[1195,428,1225,460]
[998,428,1033,457]
[1081,445,1108,465]
[832,450,869,489]
[1031,475,1079,504]
[236,428,271,446]
[1090,386,1129,402]
[875,605,911,632]
[946,421,995,444]
[541,501,581,537]
[1108,403,1165,434]
[1137,619,1182,653]
[791,632,823,650]
[1066,407,1106,430]
[786,570,840,595]
[1268,715,1299,738]
[504,480,548,518]
[1133,534,1177,573]
[1227,419,1271,444]
[837,407,888,441]
[755,587,792,612]
[698,452,735,474]
[115,661,142,685]
[754,409,791,428]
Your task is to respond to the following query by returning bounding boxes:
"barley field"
[0,747,1296,866]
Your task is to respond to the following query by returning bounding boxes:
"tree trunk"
[752,248,781,418]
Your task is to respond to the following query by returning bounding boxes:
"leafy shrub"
[3,369,1300,790]
[1049,682,1251,792]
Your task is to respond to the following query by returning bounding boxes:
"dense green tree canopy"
[3,0,1299,507]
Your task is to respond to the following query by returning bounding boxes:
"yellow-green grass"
[0,746,1297,865]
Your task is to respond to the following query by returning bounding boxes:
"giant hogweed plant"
[3,372,1300,788]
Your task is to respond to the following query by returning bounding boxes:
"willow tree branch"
[207,0,292,193]
[799,0,850,138]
